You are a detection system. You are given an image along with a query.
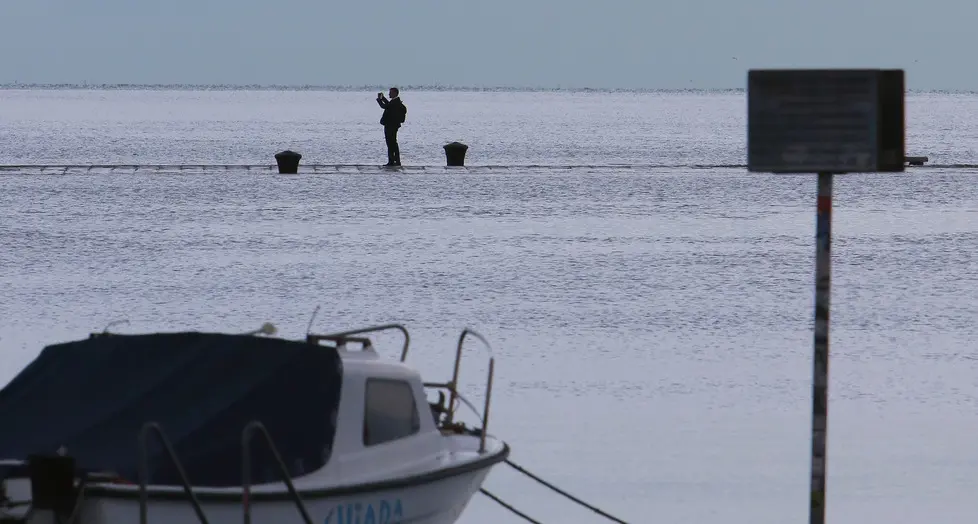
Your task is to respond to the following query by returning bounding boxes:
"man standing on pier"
[376,88,407,167]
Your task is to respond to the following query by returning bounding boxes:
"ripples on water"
[3,89,978,523]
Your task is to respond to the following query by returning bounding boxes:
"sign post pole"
[745,68,905,524]
[809,171,833,524]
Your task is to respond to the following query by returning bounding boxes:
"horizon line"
[0,83,975,94]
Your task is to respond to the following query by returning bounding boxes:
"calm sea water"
[3,88,978,524]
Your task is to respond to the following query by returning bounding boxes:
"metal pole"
[479,358,496,453]
[809,172,833,524]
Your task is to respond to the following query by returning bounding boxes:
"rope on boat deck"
[478,459,631,523]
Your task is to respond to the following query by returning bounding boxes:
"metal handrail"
[446,329,493,426]
[480,358,495,453]
[306,323,410,361]
[241,421,313,524]
[138,422,209,524]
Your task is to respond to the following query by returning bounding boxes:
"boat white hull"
[77,466,491,524]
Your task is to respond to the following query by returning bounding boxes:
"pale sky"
[2,0,976,89]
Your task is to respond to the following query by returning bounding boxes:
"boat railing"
[423,328,497,453]
[137,422,209,524]
[306,323,496,453]
[240,421,313,524]
[306,323,410,361]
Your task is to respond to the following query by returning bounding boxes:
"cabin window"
[363,378,421,446]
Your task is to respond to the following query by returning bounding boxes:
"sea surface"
[3,88,978,524]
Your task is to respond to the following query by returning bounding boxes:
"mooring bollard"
[905,155,928,166]
[274,150,302,174]
[443,142,468,167]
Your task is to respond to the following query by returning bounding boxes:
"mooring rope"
[477,459,631,523]
[479,488,543,523]
[506,459,630,523]
[448,389,631,523]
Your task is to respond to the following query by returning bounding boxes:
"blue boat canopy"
[0,332,343,487]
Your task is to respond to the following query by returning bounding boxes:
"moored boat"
[0,323,506,524]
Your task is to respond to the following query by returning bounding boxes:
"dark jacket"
[378,96,406,128]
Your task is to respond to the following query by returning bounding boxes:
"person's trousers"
[384,125,400,165]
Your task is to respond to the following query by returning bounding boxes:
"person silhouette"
[376,88,407,167]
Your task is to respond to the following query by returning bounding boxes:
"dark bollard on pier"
[905,155,928,166]
[274,150,302,174]
[443,142,469,167]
